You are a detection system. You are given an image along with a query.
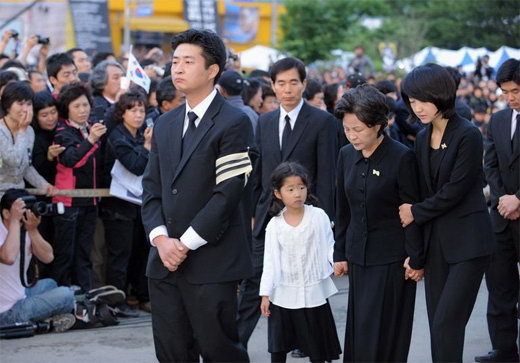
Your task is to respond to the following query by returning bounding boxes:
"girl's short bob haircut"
[401,63,456,123]
[269,161,318,216]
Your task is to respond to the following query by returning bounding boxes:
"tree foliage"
[279,0,519,64]
[279,0,388,64]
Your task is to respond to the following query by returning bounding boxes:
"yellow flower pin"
[441,143,447,149]
[372,169,380,176]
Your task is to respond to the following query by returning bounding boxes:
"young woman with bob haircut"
[399,63,495,362]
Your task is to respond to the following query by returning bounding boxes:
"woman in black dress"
[334,84,424,362]
[399,63,495,362]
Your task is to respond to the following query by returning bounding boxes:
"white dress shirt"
[511,109,519,140]
[259,204,338,309]
[148,89,217,250]
[278,99,304,148]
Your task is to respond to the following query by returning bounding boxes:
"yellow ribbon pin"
[372,169,380,176]
[441,143,447,149]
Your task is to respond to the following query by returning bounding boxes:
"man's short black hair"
[171,29,226,85]
[156,76,177,105]
[0,189,29,219]
[270,57,306,83]
[401,63,456,122]
[92,52,115,68]
[1,81,34,114]
[66,48,85,57]
[335,84,389,137]
[303,79,322,101]
[46,53,75,79]
[374,80,397,95]
[57,82,92,120]
[444,66,462,88]
[496,58,520,87]
[249,69,270,79]
[0,60,26,71]
[0,70,19,91]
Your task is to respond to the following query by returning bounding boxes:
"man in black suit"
[141,29,252,362]
[477,58,520,362]
[236,57,338,348]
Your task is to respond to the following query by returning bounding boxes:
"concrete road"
[1,276,490,363]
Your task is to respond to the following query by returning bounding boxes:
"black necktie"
[182,111,198,156]
[512,114,519,153]
[281,114,292,154]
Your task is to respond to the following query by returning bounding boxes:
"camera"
[9,30,18,39]
[36,35,50,45]
[20,195,64,217]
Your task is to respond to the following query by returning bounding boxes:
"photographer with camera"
[0,30,18,59]
[0,188,75,332]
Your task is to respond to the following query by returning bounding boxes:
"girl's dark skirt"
[268,300,341,362]
[344,260,416,362]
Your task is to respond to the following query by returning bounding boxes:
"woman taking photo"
[334,84,424,362]
[399,63,495,362]
[52,82,107,292]
[0,81,54,197]
[31,91,65,189]
[100,90,152,315]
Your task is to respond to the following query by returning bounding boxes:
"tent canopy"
[239,45,285,71]
[397,46,520,73]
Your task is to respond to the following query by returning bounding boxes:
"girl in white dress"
[260,161,341,363]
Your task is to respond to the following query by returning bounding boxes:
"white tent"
[239,45,285,71]
[397,46,520,72]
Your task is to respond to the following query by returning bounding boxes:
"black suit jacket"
[252,102,337,239]
[141,92,254,283]
[334,136,425,269]
[411,114,495,263]
[484,108,520,233]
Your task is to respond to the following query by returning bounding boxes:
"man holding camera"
[0,189,75,332]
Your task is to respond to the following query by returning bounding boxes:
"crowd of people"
[0,27,518,363]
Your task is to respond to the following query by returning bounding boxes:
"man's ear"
[49,76,58,88]
[208,63,219,82]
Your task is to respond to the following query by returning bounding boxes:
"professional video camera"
[20,195,64,217]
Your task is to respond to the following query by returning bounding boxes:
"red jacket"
[53,120,100,207]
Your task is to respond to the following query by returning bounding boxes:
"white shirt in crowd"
[0,221,32,314]
[278,98,304,148]
[259,204,338,309]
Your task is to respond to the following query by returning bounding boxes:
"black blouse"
[334,136,425,269]
[429,147,443,191]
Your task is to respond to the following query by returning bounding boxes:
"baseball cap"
[218,70,244,94]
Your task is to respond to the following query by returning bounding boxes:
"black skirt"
[268,300,342,362]
[344,260,416,362]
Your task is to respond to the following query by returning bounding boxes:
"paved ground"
[1,275,490,363]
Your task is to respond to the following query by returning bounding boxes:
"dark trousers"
[485,221,520,354]
[102,218,134,291]
[425,235,490,362]
[51,206,97,291]
[126,214,149,301]
[237,235,264,348]
[149,273,249,363]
